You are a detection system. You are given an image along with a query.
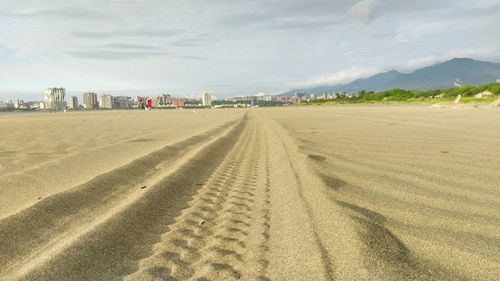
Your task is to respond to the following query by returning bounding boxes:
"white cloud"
[293,46,500,89]
[1,0,500,98]
[348,0,383,24]
[301,67,379,87]
[394,21,453,43]
[395,47,500,71]
[302,47,500,87]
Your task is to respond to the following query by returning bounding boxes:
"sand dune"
[0,106,499,280]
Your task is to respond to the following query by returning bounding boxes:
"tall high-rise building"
[43,88,66,110]
[100,94,113,109]
[0,100,15,110]
[67,96,79,109]
[112,96,131,109]
[83,92,98,109]
[202,92,212,107]
[159,94,172,105]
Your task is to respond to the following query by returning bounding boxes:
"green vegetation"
[303,83,500,104]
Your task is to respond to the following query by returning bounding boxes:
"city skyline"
[1,0,500,100]
[1,88,290,110]
[1,89,217,103]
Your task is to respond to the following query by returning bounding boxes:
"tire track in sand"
[125,116,272,281]
[0,120,239,280]
[10,116,247,281]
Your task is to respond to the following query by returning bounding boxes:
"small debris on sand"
[140,185,147,189]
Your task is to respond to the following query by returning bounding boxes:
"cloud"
[395,47,500,71]
[300,47,500,88]
[8,6,107,20]
[179,55,207,60]
[95,43,158,50]
[72,29,178,39]
[68,50,169,60]
[0,44,14,55]
[169,38,203,47]
[303,66,379,87]
[216,0,348,31]
[68,49,207,61]
[348,0,383,24]
[1,0,500,99]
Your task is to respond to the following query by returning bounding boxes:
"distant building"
[184,98,202,105]
[0,100,15,110]
[202,92,212,107]
[83,92,98,109]
[22,101,43,110]
[67,96,78,109]
[295,92,306,98]
[258,95,274,102]
[43,88,66,110]
[171,98,185,108]
[151,96,160,108]
[14,99,25,109]
[100,94,113,109]
[275,96,289,103]
[294,92,308,102]
[159,94,172,105]
[112,96,131,109]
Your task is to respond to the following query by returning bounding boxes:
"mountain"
[281,58,500,95]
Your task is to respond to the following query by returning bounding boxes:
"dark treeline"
[307,83,500,104]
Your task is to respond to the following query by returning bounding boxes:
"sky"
[1,0,500,100]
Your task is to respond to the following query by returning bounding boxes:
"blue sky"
[1,0,500,100]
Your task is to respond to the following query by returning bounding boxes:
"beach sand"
[0,106,498,280]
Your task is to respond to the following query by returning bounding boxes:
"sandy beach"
[0,106,499,280]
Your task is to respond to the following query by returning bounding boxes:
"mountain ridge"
[281,58,500,96]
